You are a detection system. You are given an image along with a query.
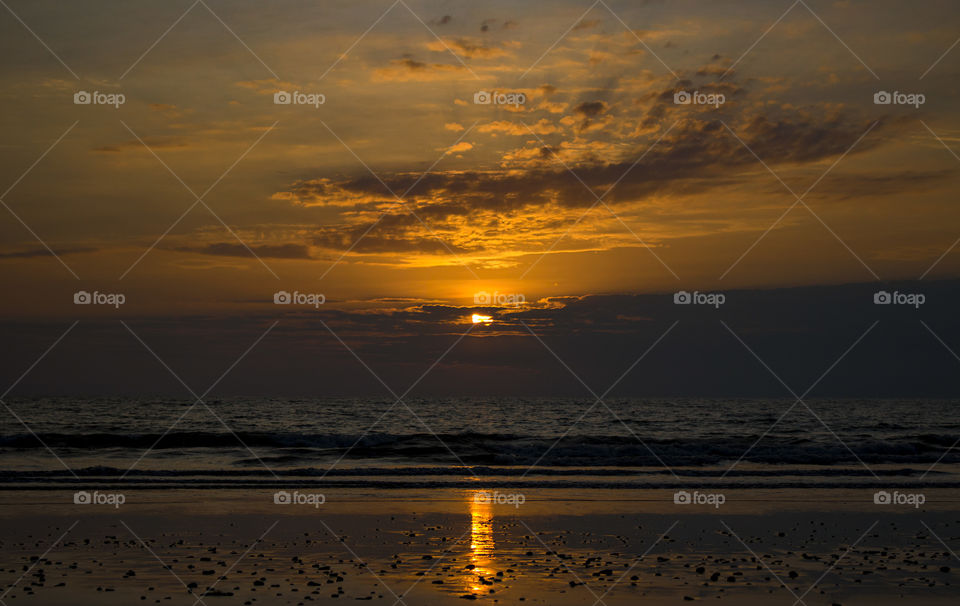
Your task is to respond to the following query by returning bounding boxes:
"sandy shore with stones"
[0,488,957,605]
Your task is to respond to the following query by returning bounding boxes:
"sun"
[471,314,493,324]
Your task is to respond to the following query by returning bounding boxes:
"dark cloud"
[172,243,313,259]
[0,246,98,259]
[92,137,189,153]
[310,212,474,255]
[437,38,512,59]
[574,101,607,117]
[696,64,730,77]
[374,56,467,80]
[573,19,601,31]
[397,57,427,71]
[814,170,953,201]
[312,232,470,255]
[5,280,959,397]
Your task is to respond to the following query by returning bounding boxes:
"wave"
[0,467,954,490]
[1,431,959,466]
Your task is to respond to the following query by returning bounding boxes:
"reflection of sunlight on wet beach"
[464,490,496,595]
[471,494,494,555]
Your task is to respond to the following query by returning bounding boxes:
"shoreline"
[1,486,956,514]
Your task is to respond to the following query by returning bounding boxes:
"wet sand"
[0,488,958,604]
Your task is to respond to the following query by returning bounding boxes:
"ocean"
[1,397,958,491]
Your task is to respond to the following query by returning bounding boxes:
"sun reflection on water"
[464,490,497,595]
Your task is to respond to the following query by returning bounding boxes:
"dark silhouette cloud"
[4,280,957,397]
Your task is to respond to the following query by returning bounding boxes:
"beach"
[1,488,958,605]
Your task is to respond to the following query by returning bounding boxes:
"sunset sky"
[2,0,959,395]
